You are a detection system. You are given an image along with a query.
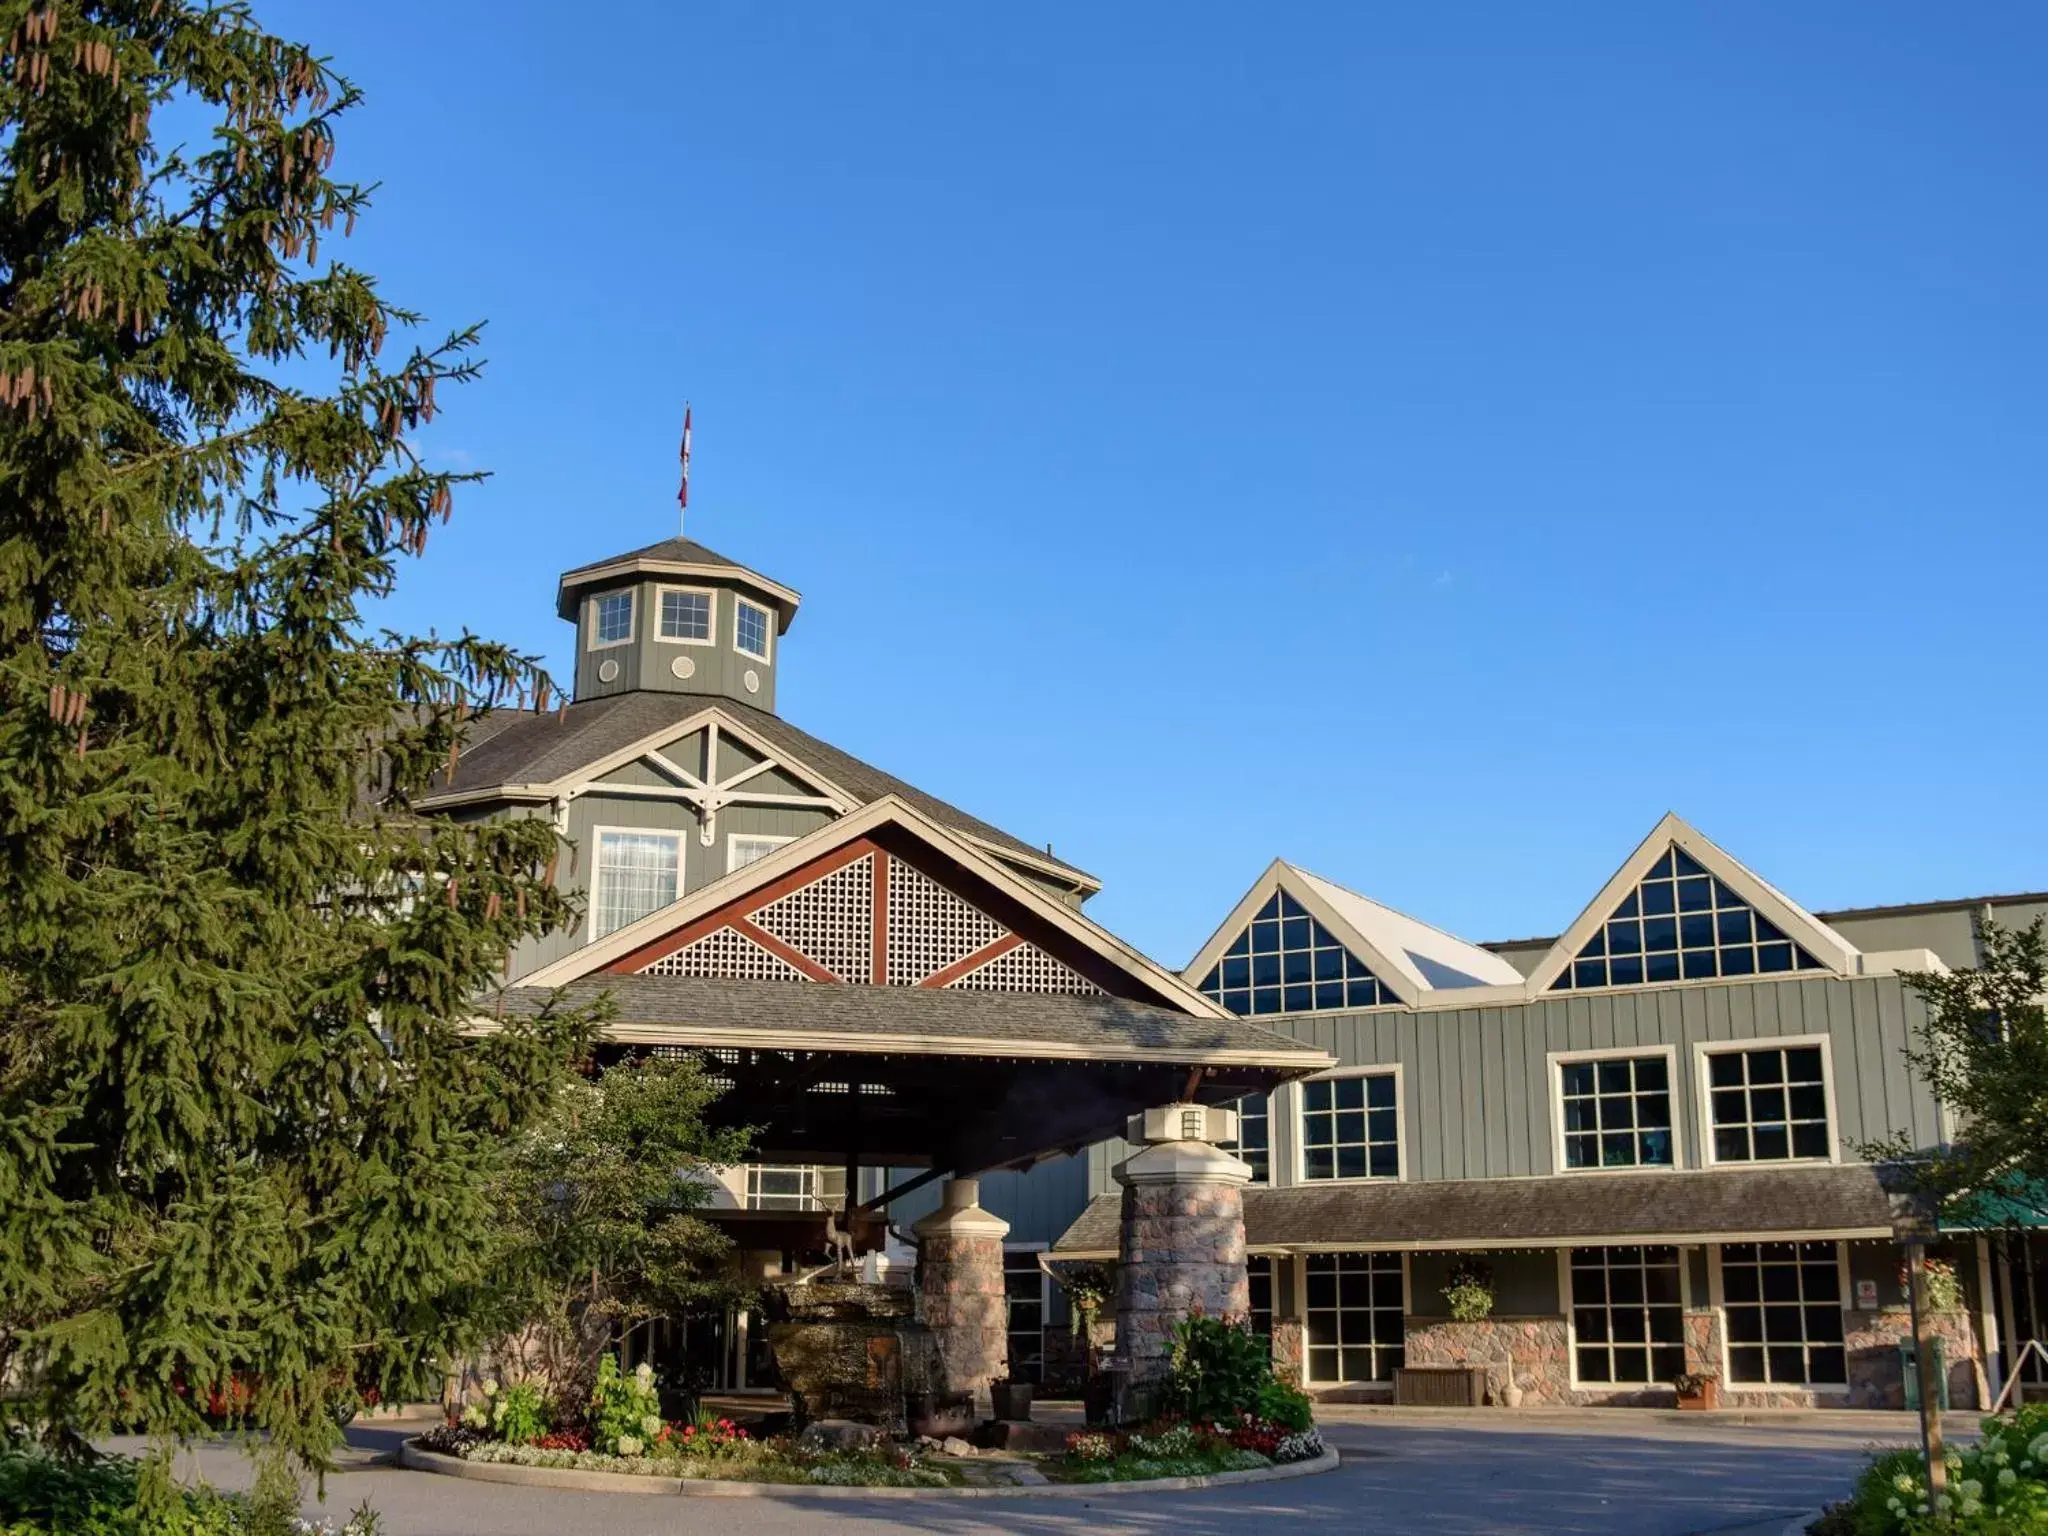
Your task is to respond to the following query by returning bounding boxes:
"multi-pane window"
[743,1164,846,1212]
[1558,1054,1674,1169]
[592,829,680,936]
[1706,1045,1830,1162]
[1247,1255,1275,1337]
[1720,1242,1846,1386]
[736,599,772,661]
[659,588,712,642]
[1198,890,1396,1017]
[1301,1073,1399,1181]
[1003,1250,1047,1386]
[592,589,635,646]
[727,834,792,873]
[1304,1252,1404,1383]
[1551,846,1826,991]
[1224,1094,1269,1184]
[1570,1246,1685,1385]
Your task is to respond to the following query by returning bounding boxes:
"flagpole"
[677,402,693,536]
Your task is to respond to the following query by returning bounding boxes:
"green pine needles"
[0,0,600,1460]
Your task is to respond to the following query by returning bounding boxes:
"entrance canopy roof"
[490,975,1329,1174]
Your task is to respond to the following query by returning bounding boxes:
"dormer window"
[735,599,772,662]
[657,587,714,644]
[590,589,635,648]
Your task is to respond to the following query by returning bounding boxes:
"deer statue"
[823,1205,858,1275]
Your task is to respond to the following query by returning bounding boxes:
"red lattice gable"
[602,839,1101,994]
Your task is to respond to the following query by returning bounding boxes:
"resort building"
[429,529,2045,1413]
[1046,831,2048,1411]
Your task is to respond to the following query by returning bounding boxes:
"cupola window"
[1550,846,1826,991]
[658,587,713,643]
[590,590,635,648]
[735,599,772,662]
[1198,890,1396,1015]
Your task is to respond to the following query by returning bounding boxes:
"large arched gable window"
[1198,890,1397,1016]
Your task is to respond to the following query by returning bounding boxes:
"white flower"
[616,1435,642,1456]
[1887,1499,1904,1515]
[635,1362,655,1382]
[1999,1467,2017,1487]
[1961,1479,1983,1499]
[482,1378,499,1397]
[1894,1473,1917,1493]
[641,1414,663,1437]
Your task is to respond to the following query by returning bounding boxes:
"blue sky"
[270,1,2045,965]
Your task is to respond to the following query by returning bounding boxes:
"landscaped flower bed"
[420,1331,1331,1493]
[1811,1403,2048,1533]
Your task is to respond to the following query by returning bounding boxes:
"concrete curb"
[398,1439,1342,1500]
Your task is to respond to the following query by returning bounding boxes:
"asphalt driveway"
[121,1407,1935,1536]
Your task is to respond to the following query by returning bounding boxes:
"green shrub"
[1256,1378,1315,1433]
[1814,1404,2048,1533]
[1165,1313,1272,1423]
[588,1355,665,1457]
[489,1382,550,1446]
[0,1445,380,1536]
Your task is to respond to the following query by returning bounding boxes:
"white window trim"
[1546,1044,1685,1176]
[586,589,637,651]
[652,583,719,646]
[1692,1034,1840,1169]
[1297,1249,1410,1387]
[1560,1243,1695,1393]
[1292,1063,1406,1186]
[586,824,684,942]
[726,832,797,874]
[734,597,774,663]
[1708,1239,1853,1395]
[1225,1090,1273,1187]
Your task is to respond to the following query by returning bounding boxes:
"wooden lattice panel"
[751,853,874,983]
[640,925,810,983]
[886,858,1008,985]
[946,941,1101,995]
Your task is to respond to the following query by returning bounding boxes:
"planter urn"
[1676,1379,1720,1411]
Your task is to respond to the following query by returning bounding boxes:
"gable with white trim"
[1526,814,1861,993]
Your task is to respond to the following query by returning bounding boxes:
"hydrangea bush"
[1815,1404,2048,1534]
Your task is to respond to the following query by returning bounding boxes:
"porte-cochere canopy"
[483,796,1332,1175]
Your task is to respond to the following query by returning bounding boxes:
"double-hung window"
[1224,1094,1270,1184]
[1300,1072,1399,1181]
[727,834,794,873]
[591,828,681,937]
[1704,1042,1832,1163]
[657,587,714,643]
[590,589,635,647]
[735,599,772,662]
[1555,1051,1676,1170]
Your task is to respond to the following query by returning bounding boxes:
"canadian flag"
[677,405,693,510]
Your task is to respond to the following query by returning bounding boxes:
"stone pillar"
[1113,1103,1253,1394]
[913,1177,1010,1401]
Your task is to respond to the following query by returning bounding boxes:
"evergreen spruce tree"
[0,0,597,1457]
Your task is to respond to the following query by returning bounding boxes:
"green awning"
[1945,1175,2048,1231]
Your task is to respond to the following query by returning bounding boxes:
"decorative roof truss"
[607,840,1102,994]
[567,717,845,847]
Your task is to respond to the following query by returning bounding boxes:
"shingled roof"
[1049,1164,1894,1255]
[426,692,1096,886]
[490,974,1331,1067]
[558,537,744,580]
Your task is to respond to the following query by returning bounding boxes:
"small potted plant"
[1672,1369,1720,1410]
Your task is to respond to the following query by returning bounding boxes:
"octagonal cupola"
[555,537,801,711]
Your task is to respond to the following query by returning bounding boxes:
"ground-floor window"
[1721,1241,1846,1386]
[1304,1251,1404,1383]
[743,1164,847,1211]
[1004,1249,1046,1386]
[1570,1245,1686,1385]
[1248,1255,1275,1337]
